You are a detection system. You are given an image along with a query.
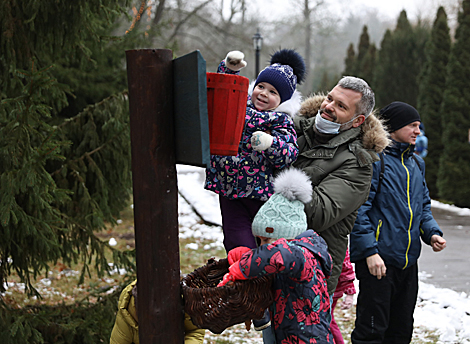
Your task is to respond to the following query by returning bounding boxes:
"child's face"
[252,82,281,111]
[257,236,274,246]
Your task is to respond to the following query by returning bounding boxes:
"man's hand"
[340,294,354,310]
[366,254,386,279]
[430,235,446,252]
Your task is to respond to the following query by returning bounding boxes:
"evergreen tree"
[373,29,395,108]
[437,0,470,207]
[0,0,142,341]
[355,25,370,71]
[361,43,377,88]
[0,0,134,298]
[374,11,429,109]
[416,7,451,198]
[343,43,356,75]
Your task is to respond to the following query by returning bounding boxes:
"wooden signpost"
[126,49,211,343]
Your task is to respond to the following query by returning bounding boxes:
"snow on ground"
[177,165,470,343]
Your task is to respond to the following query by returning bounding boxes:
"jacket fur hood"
[297,94,390,153]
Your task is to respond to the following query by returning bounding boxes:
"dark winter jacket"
[204,82,300,202]
[292,94,390,295]
[350,141,443,269]
[238,230,333,343]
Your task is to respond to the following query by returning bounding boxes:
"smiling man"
[350,101,446,344]
[293,76,390,297]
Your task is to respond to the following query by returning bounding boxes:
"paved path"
[419,206,470,294]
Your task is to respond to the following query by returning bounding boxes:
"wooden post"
[126,49,184,344]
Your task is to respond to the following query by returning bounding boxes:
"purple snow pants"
[218,195,265,253]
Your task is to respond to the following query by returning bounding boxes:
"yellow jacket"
[110,280,204,344]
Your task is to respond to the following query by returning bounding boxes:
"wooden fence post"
[126,49,184,344]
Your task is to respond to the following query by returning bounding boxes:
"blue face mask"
[314,111,358,134]
[315,111,341,134]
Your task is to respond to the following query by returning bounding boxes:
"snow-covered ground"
[177,165,470,343]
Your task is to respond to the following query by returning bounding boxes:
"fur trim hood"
[297,94,390,153]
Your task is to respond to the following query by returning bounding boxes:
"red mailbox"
[206,72,249,156]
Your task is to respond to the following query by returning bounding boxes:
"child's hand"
[225,51,247,71]
[251,131,273,151]
[228,246,251,265]
[217,272,235,287]
[217,260,248,287]
[340,294,354,310]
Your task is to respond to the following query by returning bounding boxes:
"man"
[293,76,390,296]
[350,101,446,344]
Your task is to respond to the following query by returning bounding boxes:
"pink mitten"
[228,246,251,265]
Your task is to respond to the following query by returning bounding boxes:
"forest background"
[1,0,470,342]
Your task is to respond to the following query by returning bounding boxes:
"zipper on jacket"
[375,219,382,241]
[401,147,413,269]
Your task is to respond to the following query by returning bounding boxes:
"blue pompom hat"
[254,49,306,104]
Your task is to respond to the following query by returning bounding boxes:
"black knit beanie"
[379,101,421,133]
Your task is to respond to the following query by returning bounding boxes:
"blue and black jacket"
[350,141,443,269]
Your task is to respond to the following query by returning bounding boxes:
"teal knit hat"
[252,168,313,240]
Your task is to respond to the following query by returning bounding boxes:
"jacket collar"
[386,140,416,158]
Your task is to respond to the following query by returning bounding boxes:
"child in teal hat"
[218,168,334,344]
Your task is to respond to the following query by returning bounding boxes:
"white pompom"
[273,168,313,204]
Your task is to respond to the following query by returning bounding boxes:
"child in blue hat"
[205,49,306,253]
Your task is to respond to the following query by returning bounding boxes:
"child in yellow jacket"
[110,280,204,344]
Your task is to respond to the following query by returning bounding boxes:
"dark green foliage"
[356,26,370,66]
[373,11,429,109]
[360,43,377,88]
[416,7,451,197]
[1,0,137,340]
[0,278,133,344]
[437,0,470,207]
[0,67,135,294]
[343,43,356,76]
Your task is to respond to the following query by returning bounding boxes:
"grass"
[1,196,443,343]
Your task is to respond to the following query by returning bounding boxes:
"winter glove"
[341,294,354,310]
[224,51,247,72]
[228,246,251,265]
[251,131,274,152]
[217,260,247,287]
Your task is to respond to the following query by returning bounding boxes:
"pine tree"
[355,26,370,71]
[343,43,356,75]
[361,43,377,88]
[373,29,395,108]
[1,0,134,296]
[437,0,470,207]
[374,11,429,109]
[0,1,138,341]
[416,7,451,198]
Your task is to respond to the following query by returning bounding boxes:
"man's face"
[252,82,281,111]
[390,121,421,144]
[320,85,364,129]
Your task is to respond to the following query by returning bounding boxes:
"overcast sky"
[247,0,446,21]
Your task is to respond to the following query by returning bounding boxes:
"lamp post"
[252,28,263,78]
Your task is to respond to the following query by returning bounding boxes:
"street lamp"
[252,28,263,78]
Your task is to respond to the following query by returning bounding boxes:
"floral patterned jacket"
[238,230,333,343]
[204,60,299,201]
